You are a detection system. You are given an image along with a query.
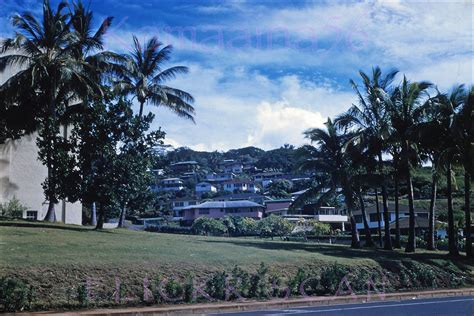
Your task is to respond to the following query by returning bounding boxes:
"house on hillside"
[223,179,259,193]
[171,198,199,218]
[152,178,184,192]
[182,200,265,223]
[212,192,267,205]
[206,172,236,183]
[352,201,429,232]
[195,182,217,196]
[219,159,243,173]
[170,161,199,173]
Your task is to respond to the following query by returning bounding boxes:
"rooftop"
[183,200,264,209]
[170,161,198,166]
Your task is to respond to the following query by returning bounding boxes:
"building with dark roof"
[182,200,264,222]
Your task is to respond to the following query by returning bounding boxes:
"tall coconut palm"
[68,0,126,227]
[293,119,361,248]
[432,85,467,256]
[382,76,432,252]
[452,87,473,257]
[335,66,398,250]
[0,0,101,222]
[115,36,195,120]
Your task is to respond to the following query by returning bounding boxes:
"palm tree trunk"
[446,162,459,256]
[358,191,374,247]
[118,203,127,228]
[43,84,58,222]
[464,171,472,257]
[91,202,97,226]
[393,174,401,248]
[404,167,416,252]
[378,153,393,250]
[375,189,382,247]
[138,101,145,118]
[427,169,437,250]
[343,186,360,249]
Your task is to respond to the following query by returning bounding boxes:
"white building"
[0,134,83,225]
[195,182,217,195]
[0,64,82,225]
[154,178,184,192]
[223,180,259,193]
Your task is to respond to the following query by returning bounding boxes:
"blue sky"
[1,0,472,151]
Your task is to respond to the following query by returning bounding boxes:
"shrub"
[183,274,194,303]
[0,277,33,312]
[257,215,293,239]
[205,271,227,300]
[229,266,250,298]
[0,198,28,218]
[319,263,349,295]
[76,283,88,307]
[249,263,271,299]
[192,217,227,236]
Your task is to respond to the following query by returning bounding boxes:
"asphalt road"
[207,296,474,316]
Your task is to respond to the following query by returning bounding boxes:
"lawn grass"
[0,220,473,311]
[2,219,470,269]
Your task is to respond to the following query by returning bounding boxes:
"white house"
[223,179,259,193]
[206,172,236,182]
[195,182,217,195]
[219,159,243,173]
[153,178,184,192]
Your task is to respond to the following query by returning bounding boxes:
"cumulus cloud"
[246,101,326,149]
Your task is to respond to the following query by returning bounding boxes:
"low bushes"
[1,260,468,312]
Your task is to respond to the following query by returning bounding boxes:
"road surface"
[207,296,474,316]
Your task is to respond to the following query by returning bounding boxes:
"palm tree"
[335,66,398,250]
[452,87,473,257]
[293,119,361,248]
[69,0,126,227]
[0,0,102,222]
[382,76,432,252]
[432,85,467,256]
[115,36,195,120]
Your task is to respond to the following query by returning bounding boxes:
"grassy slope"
[1,220,473,309]
[2,220,471,269]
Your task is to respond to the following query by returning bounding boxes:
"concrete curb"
[9,288,474,316]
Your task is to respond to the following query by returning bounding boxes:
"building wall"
[0,133,82,225]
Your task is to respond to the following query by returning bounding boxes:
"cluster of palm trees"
[0,0,194,222]
[295,67,473,257]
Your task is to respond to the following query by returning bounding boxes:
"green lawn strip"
[0,220,472,311]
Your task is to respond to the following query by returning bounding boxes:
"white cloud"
[246,101,326,149]
[145,65,354,151]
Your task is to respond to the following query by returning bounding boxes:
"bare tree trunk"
[446,162,459,256]
[44,198,56,222]
[95,204,105,230]
[427,169,437,250]
[393,175,401,248]
[357,191,374,247]
[118,204,127,228]
[91,202,97,226]
[375,189,382,247]
[464,171,472,257]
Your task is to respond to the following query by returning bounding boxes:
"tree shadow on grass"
[0,220,112,233]
[198,238,474,266]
